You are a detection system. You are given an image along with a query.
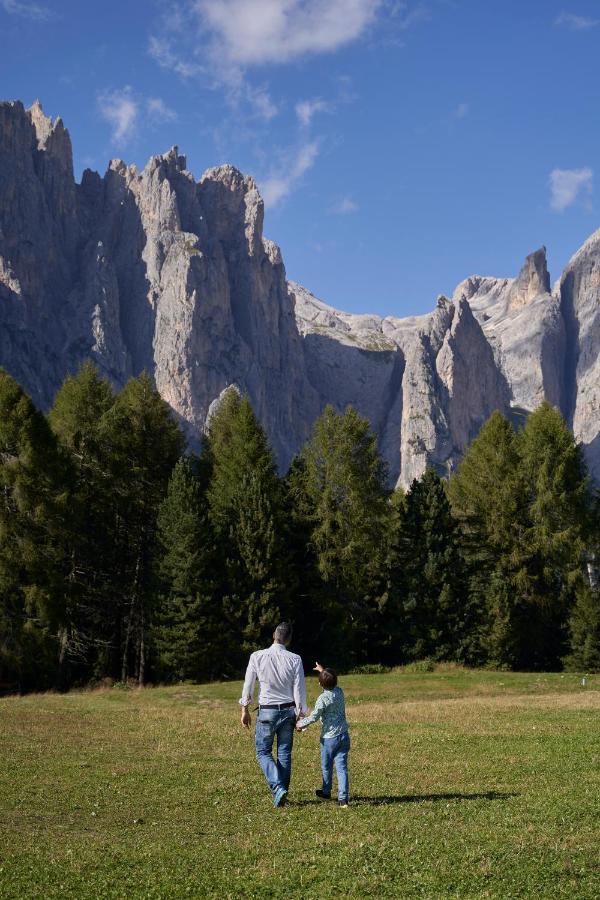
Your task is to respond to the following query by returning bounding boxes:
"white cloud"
[296,97,330,126]
[146,97,178,123]
[454,101,469,119]
[195,0,382,72]
[549,167,593,212]
[1,0,53,20]
[97,87,139,146]
[260,140,320,206]
[147,1,429,129]
[330,196,359,214]
[555,12,599,30]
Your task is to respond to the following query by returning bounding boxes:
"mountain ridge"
[1,99,599,486]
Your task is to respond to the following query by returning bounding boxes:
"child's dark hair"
[319,667,338,690]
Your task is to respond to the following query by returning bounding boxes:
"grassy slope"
[1,668,599,899]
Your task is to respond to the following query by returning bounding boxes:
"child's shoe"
[315,789,331,800]
[338,800,349,808]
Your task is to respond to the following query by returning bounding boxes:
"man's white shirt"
[239,643,307,714]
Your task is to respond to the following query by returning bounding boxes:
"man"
[239,622,307,807]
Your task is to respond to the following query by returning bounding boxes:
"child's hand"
[313,661,324,673]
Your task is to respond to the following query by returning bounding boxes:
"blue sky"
[1,0,599,316]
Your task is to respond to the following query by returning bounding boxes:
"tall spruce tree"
[154,457,218,681]
[206,388,288,665]
[0,370,69,691]
[49,362,116,684]
[288,404,390,665]
[99,372,184,684]
[449,405,592,669]
[447,411,526,667]
[517,402,591,668]
[565,492,600,671]
[391,469,471,663]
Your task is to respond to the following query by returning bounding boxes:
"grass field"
[1,667,599,899]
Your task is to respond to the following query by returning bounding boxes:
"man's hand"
[241,707,251,729]
[313,662,324,673]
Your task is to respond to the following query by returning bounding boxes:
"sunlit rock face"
[1,100,600,486]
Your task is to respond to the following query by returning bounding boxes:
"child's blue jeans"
[320,731,350,802]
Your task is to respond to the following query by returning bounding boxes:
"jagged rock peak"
[146,145,188,175]
[508,246,551,309]
[201,164,258,194]
[560,226,600,276]
[28,99,56,143]
[26,98,73,177]
[107,158,138,179]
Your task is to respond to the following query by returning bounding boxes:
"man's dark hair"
[273,622,293,644]
[319,668,337,690]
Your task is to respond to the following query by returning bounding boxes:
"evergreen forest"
[1,363,599,693]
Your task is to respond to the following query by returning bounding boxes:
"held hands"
[240,707,251,729]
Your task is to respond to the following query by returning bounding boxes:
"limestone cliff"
[1,100,599,486]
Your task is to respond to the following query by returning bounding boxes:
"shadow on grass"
[294,791,517,807]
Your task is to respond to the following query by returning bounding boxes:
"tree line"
[1,362,599,693]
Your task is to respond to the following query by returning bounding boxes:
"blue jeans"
[255,707,296,799]
[320,731,351,802]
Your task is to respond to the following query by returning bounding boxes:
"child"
[296,662,351,807]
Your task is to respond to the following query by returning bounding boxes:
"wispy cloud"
[296,98,331,127]
[1,0,54,21]
[454,101,469,119]
[148,0,387,107]
[388,0,431,30]
[245,84,279,120]
[97,87,139,146]
[260,140,320,207]
[330,196,359,214]
[146,97,178,124]
[555,11,599,30]
[549,167,593,211]
[148,35,203,79]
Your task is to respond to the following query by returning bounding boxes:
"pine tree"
[289,404,390,665]
[449,405,592,669]
[564,586,600,672]
[206,389,288,666]
[154,457,218,681]
[49,362,116,684]
[99,372,185,684]
[0,370,69,691]
[565,493,600,671]
[282,454,323,663]
[447,411,526,667]
[392,469,470,662]
[517,402,591,668]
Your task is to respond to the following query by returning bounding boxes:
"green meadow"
[1,668,599,899]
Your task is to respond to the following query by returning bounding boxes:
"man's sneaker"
[315,790,331,800]
[273,787,288,808]
[338,800,349,808]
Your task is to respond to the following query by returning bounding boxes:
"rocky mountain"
[1,100,599,486]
